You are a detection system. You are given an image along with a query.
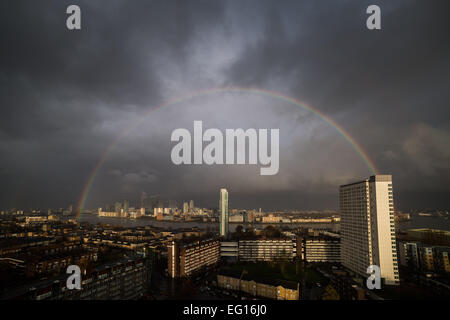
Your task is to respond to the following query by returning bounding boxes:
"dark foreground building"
[1,255,152,300]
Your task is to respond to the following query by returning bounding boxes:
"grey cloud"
[0,0,449,210]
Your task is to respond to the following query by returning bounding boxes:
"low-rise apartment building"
[238,239,295,262]
[1,256,151,300]
[398,241,450,273]
[217,271,300,300]
[302,236,341,263]
[168,238,220,278]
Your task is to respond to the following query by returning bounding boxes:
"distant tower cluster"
[219,188,229,238]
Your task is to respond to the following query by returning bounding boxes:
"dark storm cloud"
[1,0,225,137]
[0,0,449,210]
[226,0,450,118]
[0,0,226,208]
[224,0,450,208]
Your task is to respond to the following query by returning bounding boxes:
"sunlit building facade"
[219,188,229,238]
[340,175,399,285]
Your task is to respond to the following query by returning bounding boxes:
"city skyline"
[1,171,450,301]
[1,174,449,213]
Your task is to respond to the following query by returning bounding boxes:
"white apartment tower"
[219,188,229,238]
[340,175,399,285]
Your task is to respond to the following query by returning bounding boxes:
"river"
[74,214,339,232]
[396,215,450,231]
[74,214,450,232]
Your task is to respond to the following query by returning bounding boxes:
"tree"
[322,285,340,300]
[78,256,89,273]
[244,226,255,238]
[235,225,244,236]
[263,225,281,238]
[280,261,289,279]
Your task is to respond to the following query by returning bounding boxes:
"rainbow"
[75,87,377,216]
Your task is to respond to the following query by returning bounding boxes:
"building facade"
[217,273,299,300]
[303,236,341,263]
[238,239,295,262]
[398,241,450,273]
[398,241,420,269]
[2,256,151,300]
[340,175,399,285]
[168,238,220,278]
[220,241,239,259]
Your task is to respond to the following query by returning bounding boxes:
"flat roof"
[340,175,392,188]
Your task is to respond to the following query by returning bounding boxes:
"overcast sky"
[1,0,449,211]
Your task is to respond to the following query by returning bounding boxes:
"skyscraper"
[183,202,189,214]
[340,175,399,285]
[189,200,194,210]
[219,188,229,238]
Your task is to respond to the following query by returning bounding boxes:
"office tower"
[189,200,194,210]
[340,175,399,285]
[183,202,189,214]
[219,188,229,238]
